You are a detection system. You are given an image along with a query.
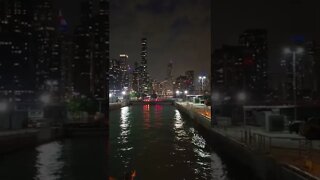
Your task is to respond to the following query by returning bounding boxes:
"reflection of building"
[0,0,35,102]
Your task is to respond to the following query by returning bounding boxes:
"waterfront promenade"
[176,101,320,179]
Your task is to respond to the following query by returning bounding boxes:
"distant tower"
[33,0,57,92]
[166,61,173,80]
[140,37,150,94]
[119,54,129,90]
[0,0,34,102]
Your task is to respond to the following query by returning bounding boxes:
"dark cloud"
[110,0,210,81]
[136,0,178,15]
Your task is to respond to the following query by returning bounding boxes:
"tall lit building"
[212,45,245,97]
[239,29,268,100]
[33,0,59,92]
[140,37,150,94]
[119,54,129,90]
[72,0,93,97]
[0,0,35,102]
[73,0,109,99]
[109,58,121,93]
[55,10,73,99]
[132,61,141,94]
[174,75,187,93]
[91,0,109,99]
[185,70,195,93]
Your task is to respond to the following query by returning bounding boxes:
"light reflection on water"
[35,142,64,180]
[110,105,230,180]
[0,138,108,180]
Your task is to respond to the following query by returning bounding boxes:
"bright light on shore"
[237,92,246,101]
[0,101,8,112]
[40,94,50,104]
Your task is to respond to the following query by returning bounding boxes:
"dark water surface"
[109,105,255,180]
[0,137,108,180]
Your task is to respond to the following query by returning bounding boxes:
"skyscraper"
[239,29,268,100]
[92,0,109,99]
[140,37,150,94]
[56,10,73,99]
[0,0,34,102]
[109,58,121,93]
[73,0,94,97]
[212,45,245,97]
[33,0,59,92]
[119,54,129,90]
[73,0,109,99]
[185,70,195,94]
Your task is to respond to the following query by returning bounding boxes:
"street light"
[184,90,188,95]
[237,92,246,102]
[284,47,304,122]
[237,92,247,127]
[40,94,51,104]
[122,91,126,95]
[176,90,180,95]
[198,76,206,93]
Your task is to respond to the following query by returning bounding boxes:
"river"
[109,105,256,180]
[0,137,108,180]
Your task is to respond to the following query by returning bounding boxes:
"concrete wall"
[0,127,65,155]
[175,103,317,180]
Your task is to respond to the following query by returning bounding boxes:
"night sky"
[54,0,319,85]
[54,0,210,81]
[213,0,320,77]
[110,0,211,81]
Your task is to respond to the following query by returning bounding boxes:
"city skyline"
[212,0,320,75]
[110,0,211,81]
[52,0,210,81]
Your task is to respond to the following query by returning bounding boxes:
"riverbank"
[0,127,64,155]
[109,102,125,110]
[175,102,320,180]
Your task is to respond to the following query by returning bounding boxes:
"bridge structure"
[129,99,175,105]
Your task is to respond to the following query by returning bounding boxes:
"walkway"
[177,102,320,179]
